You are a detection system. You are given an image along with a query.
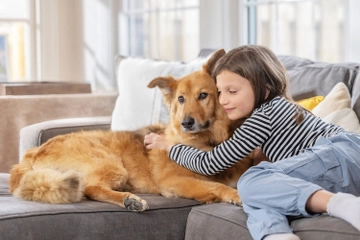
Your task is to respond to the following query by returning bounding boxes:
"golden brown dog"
[9,49,253,212]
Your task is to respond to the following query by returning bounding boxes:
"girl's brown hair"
[212,45,307,123]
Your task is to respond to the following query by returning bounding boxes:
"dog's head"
[148,49,230,148]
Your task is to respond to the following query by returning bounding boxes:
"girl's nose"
[219,94,228,105]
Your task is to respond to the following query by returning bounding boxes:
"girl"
[144,45,360,240]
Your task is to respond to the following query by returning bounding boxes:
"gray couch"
[1,55,360,240]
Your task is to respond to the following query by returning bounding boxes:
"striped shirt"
[169,96,345,175]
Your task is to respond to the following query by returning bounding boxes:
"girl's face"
[216,70,255,120]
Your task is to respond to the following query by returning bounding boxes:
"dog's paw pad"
[124,197,149,212]
[230,200,242,207]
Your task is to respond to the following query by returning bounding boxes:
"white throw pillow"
[111,57,209,131]
[312,82,351,118]
[322,108,360,134]
[311,82,360,133]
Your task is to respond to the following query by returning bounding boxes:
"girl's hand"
[144,133,175,152]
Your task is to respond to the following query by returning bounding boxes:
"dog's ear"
[148,76,177,107]
[202,49,226,76]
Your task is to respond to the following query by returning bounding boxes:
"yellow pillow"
[298,96,324,111]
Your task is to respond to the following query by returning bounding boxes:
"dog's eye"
[199,93,208,100]
[178,96,185,104]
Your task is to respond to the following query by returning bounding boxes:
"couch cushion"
[311,82,360,134]
[186,203,360,240]
[312,82,351,118]
[297,96,324,111]
[185,203,252,240]
[0,173,201,240]
[278,55,360,119]
[291,215,360,240]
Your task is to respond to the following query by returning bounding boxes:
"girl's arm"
[145,113,271,175]
[168,138,256,175]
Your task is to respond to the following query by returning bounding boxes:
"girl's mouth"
[224,108,235,113]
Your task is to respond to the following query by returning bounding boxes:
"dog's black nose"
[181,117,195,129]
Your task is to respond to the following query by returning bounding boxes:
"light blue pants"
[237,133,360,240]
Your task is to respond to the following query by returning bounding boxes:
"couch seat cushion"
[0,173,201,240]
[185,203,252,240]
[185,203,360,240]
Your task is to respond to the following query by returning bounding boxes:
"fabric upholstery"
[185,204,360,240]
[311,82,360,133]
[277,56,360,118]
[297,96,324,111]
[312,82,351,118]
[0,173,200,240]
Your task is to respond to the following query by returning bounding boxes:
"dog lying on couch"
[9,49,253,211]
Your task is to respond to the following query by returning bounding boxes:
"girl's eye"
[229,90,237,94]
[178,96,185,104]
[198,92,208,100]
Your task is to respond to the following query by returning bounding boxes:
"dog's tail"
[10,165,83,204]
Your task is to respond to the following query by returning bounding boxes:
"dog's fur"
[9,49,253,212]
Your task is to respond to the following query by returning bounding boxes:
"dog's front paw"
[124,195,149,212]
[230,197,242,207]
[223,190,242,206]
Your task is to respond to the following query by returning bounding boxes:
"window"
[0,0,35,82]
[119,0,200,62]
[245,0,347,62]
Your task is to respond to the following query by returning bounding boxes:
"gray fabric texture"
[0,173,200,240]
[185,204,360,240]
[185,203,251,240]
[278,55,360,118]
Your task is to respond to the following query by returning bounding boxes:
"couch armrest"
[19,116,112,161]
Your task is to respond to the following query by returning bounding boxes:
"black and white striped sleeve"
[168,112,272,175]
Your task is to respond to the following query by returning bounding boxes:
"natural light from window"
[246,0,347,62]
[0,0,31,82]
[120,0,200,62]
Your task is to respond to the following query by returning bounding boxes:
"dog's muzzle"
[181,117,210,132]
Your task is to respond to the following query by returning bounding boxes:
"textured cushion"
[185,203,360,240]
[311,82,360,133]
[111,57,208,131]
[185,203,252,240]
[322,108,360,134]
[278,55,360,118]
[298,96,324,111]
[0,173,201,240]
[312,82,351,118]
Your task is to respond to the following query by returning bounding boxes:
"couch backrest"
[278,55,360,119]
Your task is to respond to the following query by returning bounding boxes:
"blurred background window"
[245,0,347,62]
[0,0,357,87]
[0,0,35,82]
[119,0,200,62]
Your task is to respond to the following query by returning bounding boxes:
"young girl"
[144,45,360,240]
